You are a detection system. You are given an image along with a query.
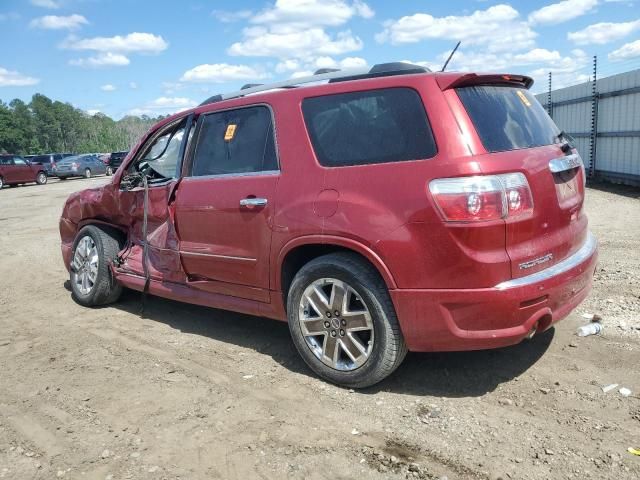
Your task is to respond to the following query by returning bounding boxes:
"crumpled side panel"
[59,180,185,284]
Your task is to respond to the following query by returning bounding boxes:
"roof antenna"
[441,41,461,72]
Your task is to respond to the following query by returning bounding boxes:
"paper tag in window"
[516,90,531,107]
[224,124,237,141]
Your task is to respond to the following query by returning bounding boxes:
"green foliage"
[0,93,164,155]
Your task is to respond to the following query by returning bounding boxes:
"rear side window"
[302,87,436,167]
[457,86,559,152]
[191,106,278,177]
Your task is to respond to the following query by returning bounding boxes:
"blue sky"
[1,0,639,119]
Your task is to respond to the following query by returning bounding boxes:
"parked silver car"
[55,154,107,179]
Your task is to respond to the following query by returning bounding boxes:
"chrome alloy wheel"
[71,236,99,295]
[298,278,374,371]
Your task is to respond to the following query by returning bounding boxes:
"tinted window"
[13,157,26,165]
[456,86,559,152]
[0,156,12,165]
[191,106,278,177]
[302,88,436,167]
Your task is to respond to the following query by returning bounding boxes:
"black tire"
[36,171,48,185]
[106,166,113,176]
[59,177,68,181]
[287,252,407,388]
[0,176,3,189]
[70,225,123,307]
[84,168,92,179]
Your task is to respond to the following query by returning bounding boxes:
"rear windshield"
[457,86,559,153]
[302,87,437,167]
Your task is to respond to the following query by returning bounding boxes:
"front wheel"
[70,225,123,307]
[36,172,47,185]
[287,252,407,388]
[84,168,92,179]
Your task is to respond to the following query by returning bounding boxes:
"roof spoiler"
[437,73,534,91]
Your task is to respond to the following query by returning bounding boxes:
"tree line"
[0,93,164,155]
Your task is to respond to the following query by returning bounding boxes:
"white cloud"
[86,109,101,116]
[250,0,373,29]
[212,9,253,23]
[528,0,598,26]
[376,5,536,53]
[0,67,39,87]
[69,52,130,68]
[30,0,60,8]
[609,39,640,61]
[229,28,363,59]
[61,32,168,54]
[277,55,367,74]
[568,19,640,45]
[180,63,267,83]
[228,1,372,60]
[30,14,88,30]
[129,81,138,89]
[100,84,116,92]
[127,97,197,117]
[62,32,167,69]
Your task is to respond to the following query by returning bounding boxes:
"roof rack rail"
[199,62,431,106]
[241,83,264,90]
[314,68,340,75]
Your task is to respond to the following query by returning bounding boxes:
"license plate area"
[553,167,581,203]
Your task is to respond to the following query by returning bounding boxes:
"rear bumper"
[391,232,598,352]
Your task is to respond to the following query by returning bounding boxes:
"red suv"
[0,155,48,189]
[59,63,597,387]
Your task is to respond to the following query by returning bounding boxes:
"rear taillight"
[429,173,533,222]
[71,162,79,169]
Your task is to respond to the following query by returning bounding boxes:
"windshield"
[457,85,560,153]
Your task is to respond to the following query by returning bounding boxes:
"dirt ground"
[0,177,639,480]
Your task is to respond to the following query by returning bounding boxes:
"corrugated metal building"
[535,68,640,186]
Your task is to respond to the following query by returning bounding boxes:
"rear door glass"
[456,86,559,152]
[302,87,436,167]
[191,106,278,177]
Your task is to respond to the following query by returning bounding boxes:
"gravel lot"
[0,177,638,480]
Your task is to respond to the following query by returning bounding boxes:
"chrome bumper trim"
[495,232,597,290]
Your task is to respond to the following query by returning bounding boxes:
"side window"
[302,87,437,167]
[132,119,190,179]
[13,157,27,165]
[191,106,277,177]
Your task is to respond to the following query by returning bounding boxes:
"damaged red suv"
[60,63,597,387]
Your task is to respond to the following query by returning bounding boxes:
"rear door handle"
[240,197,268,208]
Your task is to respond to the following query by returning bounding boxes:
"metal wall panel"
[535,68,640,185]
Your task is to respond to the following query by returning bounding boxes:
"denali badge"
[519,253,554,270]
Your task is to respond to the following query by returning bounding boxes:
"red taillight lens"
[429,173,533,222]
[500,172,534,218]
[71,162,79,168]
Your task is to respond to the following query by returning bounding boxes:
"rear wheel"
[70,225,122,307]
[0,176,4,189]
[287,252,407,388]
[36,172,47,185]
[84,168,92,179]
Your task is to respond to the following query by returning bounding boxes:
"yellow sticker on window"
[224,124,237,141]
[516,90,532,107]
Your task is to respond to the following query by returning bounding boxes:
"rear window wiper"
[556,130,575,153]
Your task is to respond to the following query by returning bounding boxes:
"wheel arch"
[76,219,127,249]
[276,236,397,302]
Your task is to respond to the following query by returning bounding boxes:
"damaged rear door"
[116,115,195,284]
